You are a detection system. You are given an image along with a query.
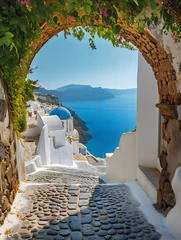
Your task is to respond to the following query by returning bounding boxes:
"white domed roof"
[72,129,79,139]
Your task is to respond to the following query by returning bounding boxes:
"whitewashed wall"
[136,52,159,168]
[105,132,137,183]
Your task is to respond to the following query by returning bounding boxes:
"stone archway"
[31,20,179,105]
[27,16,181,213]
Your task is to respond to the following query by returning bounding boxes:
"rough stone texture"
[159,151,168,170]
[156,104,178,119]
[157,169,176,212]
[156,119,181,212]
[0,144,5,163]
[0,99,7,122]
[0,81,19,226]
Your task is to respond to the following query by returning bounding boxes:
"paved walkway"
[0,166,174,240]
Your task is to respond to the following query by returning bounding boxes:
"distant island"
[35,84,137,102]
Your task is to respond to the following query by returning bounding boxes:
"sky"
[30,31,138,90]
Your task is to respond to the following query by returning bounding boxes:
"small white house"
[37,113,73,166]
[27,100,40,116]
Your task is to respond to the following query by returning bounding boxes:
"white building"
[36,113,73,166]
[27,100,40,116]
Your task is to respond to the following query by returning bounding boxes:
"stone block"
[159,174,168,190]
[0,144,5,162]
[2,196,10,211]
[159,151,168,170]
[156,103,178,119]
[157,189,162,207]
[0,99,7,122]
[162,182,175,207]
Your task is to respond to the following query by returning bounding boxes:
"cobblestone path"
[0,167,161,240]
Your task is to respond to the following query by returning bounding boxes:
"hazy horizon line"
[40,83,137,91]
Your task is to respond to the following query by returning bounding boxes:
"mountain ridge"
[35,84,137,102]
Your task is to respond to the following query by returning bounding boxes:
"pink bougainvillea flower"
[54,12,58,16]
[18,0,30,7]
[69,16,75,21]
[172,34,178,40]
[104,8,108,17]
[62,15,65,20]
[99,8,103,15]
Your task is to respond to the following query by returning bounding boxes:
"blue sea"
[64,94,137,158]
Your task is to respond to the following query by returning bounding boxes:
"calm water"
[64,94,137,158]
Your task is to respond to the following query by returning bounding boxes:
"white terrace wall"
[105,132,137,183]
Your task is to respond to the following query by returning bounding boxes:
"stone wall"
[0,80,19,225]
[150,28,181,213]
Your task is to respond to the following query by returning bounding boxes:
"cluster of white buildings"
[25,102,87,172]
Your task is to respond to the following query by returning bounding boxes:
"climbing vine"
[0,0,181,133]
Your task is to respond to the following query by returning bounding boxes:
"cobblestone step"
[0,178,161,240]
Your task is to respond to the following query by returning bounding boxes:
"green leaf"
[0,25,9,32]
[61,10,67,18]
[114,25,121,34]
[90,19,94,25]
[71,10,78,18]
[53,16,58,24]
[38,1,45,10]
[84,4,91,15]
[59,0,65,5]
[5,32,14,38]
[68,0,75,2]
[10,18,19,25]
[67,3,76,12]
[4,37,11,46]
[133,0,139,6]
[10,44,14,51]
[149,0,157,10]
[20,22,27,33]
[0,37,5,46]
[85,0,92,5]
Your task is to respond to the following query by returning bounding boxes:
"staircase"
[137,165,160,203]
[0,164,175,240]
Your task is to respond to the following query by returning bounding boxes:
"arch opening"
[27,20,179,215]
